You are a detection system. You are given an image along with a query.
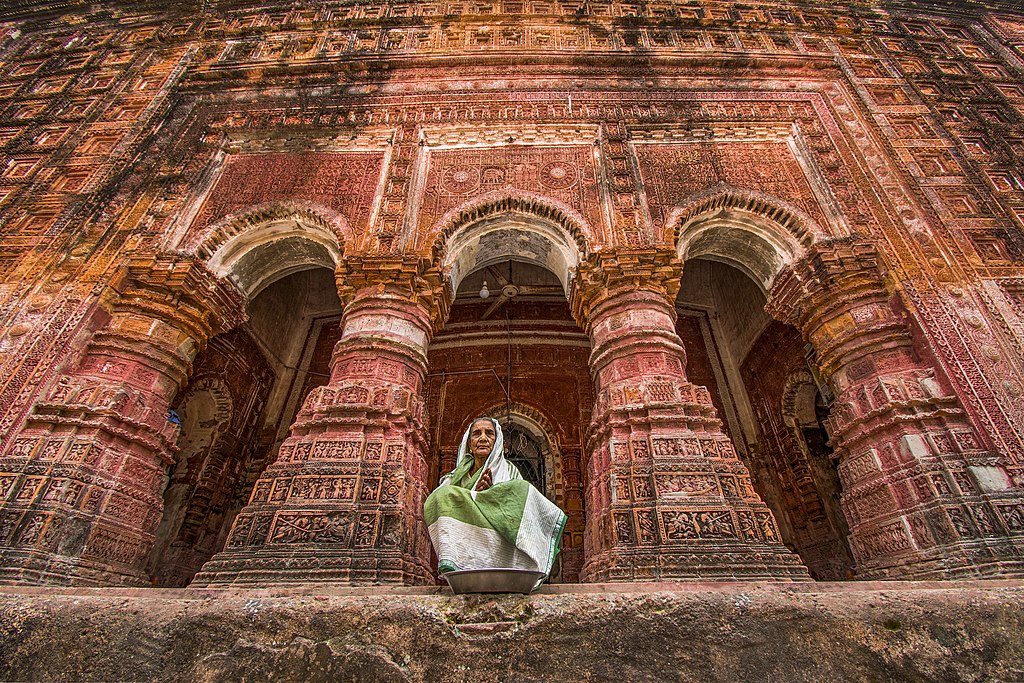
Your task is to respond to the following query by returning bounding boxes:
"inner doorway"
[502,420,547,494]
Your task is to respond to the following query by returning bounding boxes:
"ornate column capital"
[568,247,682,332]
[567,247,685,384]
[765,237,913,385]
[335,255,452,333]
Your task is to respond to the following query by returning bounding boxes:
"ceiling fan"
[478,263,563,320]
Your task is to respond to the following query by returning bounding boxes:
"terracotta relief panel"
[635,141,828,229]
[419,145,603,234]
[185,151,384,240]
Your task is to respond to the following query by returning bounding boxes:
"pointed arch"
[429,189,593,295]
[669,185,829,291]
[189,201,351,298]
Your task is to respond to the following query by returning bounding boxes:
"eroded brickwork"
[0,0,1022,585]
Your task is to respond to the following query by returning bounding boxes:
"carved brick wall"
[184,152,385,244]
[0,0,1022,585]
[742,320,856,580]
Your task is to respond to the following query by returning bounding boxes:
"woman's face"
[469,419,497,459]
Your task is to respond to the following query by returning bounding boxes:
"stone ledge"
[4,577,1024,598]
[2,581,1023,682]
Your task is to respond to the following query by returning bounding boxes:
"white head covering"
[438,416,521,489]
[461,416,511,479]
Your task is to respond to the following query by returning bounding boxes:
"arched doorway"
[147,266,344,585]
[149,206,347,586]
[427,207,592,582]
[145,337,273,586]
[675,256,854,579]
[425,259,590,582]
[671,189,855,579]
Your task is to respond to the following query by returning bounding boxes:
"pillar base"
[851,531,1024,580]
[582,544,810,583]
[0,546,150,587]
[192,549,434,588]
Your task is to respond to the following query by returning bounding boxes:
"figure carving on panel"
[424,417,566,590]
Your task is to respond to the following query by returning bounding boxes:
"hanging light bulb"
[479,279,490,299]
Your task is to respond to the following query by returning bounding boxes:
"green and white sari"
[424,417,567,584]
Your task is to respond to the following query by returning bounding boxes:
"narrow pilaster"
[193,256,450,586]
[767,237,1024,578]
[0,254,245,585]
[571,248,808,582]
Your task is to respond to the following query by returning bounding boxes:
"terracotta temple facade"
[0,0,1022,588]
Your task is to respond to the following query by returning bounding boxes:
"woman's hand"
[474,468,492,491]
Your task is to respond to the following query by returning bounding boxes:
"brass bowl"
[443,568,546,594]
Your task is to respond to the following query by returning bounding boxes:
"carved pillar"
[570,248,808,582]
[767,238,1024,578]
[0,254,245,585]
[193,256,450,586]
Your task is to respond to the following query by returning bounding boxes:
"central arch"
[425,192,594,582]
[430,189,592,295]
[481,401,562,497]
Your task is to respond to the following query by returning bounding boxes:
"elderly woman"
[424,417,567,584]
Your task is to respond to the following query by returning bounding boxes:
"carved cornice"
[116,252,248,339]
[568,247,682,331]
[765,237,886,331]
[335,255,453,333]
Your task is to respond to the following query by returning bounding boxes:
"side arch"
[190,201,351,298]
[670,186,830,292]
[429,190,593,295]
[781,369,821,429]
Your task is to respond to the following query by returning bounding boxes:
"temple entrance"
[426,255,591,582]
[676,257,854,580]
[148,266,343,586]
